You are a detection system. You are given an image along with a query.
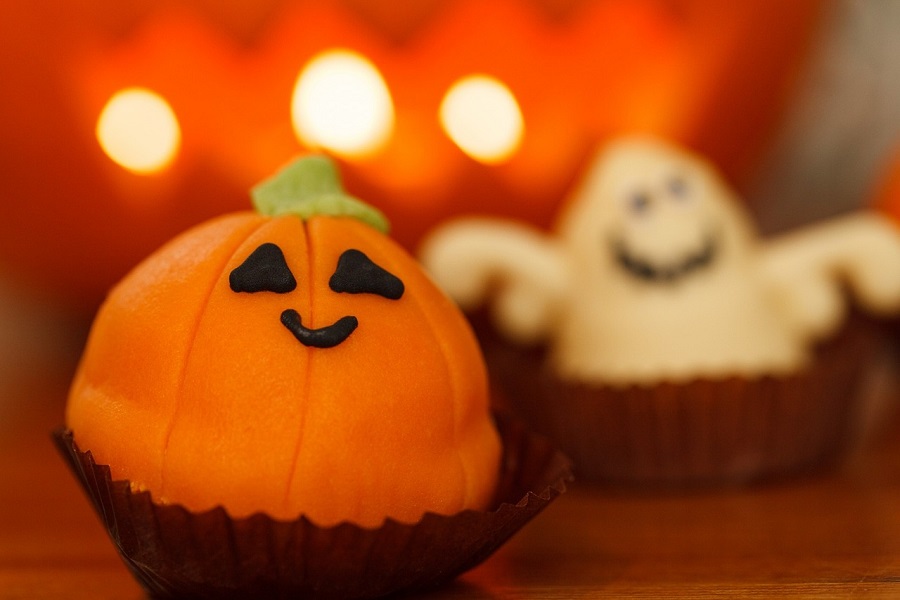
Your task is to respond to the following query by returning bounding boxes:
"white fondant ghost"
[420,136,900,386]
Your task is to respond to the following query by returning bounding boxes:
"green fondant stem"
[251,155,389,233]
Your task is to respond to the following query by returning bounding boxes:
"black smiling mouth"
[612,234,717,284]
[280,309,358,349]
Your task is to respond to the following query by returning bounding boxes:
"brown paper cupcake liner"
[480,311,884,487]
[54,413,571,600]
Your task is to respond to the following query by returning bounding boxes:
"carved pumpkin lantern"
[0,0,823,312]
[65,155,501,527]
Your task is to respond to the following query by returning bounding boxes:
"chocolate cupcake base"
[482,312,883,487]
[54,415,571,599]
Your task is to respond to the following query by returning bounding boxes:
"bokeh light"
[439,74,524,164]
[96,87,181,175]
[291,49,394,158]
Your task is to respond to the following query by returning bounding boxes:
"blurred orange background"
[0,0,823,314]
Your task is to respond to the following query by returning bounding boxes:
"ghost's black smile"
[612,234,717,284]
[229,243,404,349]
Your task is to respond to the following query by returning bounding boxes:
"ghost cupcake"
[58,156,570,598]
[420,135,900,486]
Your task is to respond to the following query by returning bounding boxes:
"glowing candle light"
[439,75,524,165]
[96,87,181,175]
[291,49,394,159]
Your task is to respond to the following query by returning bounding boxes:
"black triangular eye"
[329,249,404,300]
[230,243,297,294]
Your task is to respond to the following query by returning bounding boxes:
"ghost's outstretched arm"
[419,218,571,344]
[758,211,900,339]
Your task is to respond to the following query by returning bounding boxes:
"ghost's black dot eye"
[229,243,297,294]
[627,191,652,215]
[329,249,404,300]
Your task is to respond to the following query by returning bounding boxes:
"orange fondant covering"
[66,213,500,527]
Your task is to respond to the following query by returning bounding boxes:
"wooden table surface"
[4,332,900,599]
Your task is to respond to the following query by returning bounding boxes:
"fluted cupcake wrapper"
[483,313,883,487]
[54,414,572,600]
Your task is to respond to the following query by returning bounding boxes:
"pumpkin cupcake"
[58,156,570,599]
[420,135,900,486]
